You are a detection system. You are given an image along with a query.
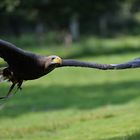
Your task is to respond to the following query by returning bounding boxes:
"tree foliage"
[0,0,140,36]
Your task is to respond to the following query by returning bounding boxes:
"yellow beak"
[52,57,62,64]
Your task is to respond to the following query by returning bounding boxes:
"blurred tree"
[0,0,20,12]
[0,0,140,37]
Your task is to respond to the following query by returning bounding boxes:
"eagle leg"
[14,80,23,94]
[0,83,16,99]
[0,80,23,100]
[17,80,23,90]
[0,67,23,100]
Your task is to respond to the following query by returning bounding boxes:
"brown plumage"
[0,39,139,99]
[0,39,62,99]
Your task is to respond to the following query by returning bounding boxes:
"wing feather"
[0,39,39,68]
[58,59,114,70]
[58,58,140,70]
[0,39,26,63]
[112,58,140,69]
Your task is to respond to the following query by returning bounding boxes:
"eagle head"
[44,55,62,73]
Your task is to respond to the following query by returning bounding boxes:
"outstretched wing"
[112,58,140,69]
[59,58,140,70]
[0,39,27,66]
[58,59,114,70]
[0,39,39,69]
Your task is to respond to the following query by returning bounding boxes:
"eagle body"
[8,53,47,80]
[0,40,57,81]
[0,39,63,98]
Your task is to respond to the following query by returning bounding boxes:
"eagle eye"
[51,57,56,60]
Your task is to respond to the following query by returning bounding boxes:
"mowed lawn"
[1,50,140,139]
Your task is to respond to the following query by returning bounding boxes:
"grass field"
[1,37,140,139]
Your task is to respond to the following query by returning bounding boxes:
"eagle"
[0,39,139,99]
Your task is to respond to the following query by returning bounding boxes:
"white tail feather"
[0,75,4,82]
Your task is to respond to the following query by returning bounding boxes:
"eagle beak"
[52,57,62,64]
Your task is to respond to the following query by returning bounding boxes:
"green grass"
[2,35,140,58]
[1,37,140,139]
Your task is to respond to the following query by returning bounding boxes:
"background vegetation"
[1,0,140,40]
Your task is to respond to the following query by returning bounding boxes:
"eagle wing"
[0,39,27,66]
[0,39,38,69]
[58,59,114,70]
[111,58,140,69]
[58,58,140,70]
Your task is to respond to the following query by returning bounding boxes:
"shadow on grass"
[106,131,140,140]
[0,80,140,118]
